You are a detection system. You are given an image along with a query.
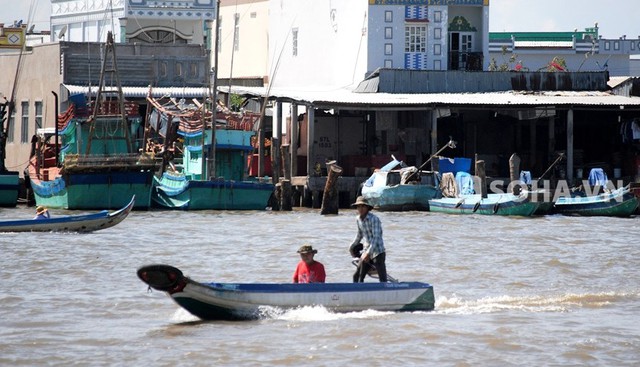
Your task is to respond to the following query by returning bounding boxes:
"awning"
[63,84,210,99]
[228,85,640,109]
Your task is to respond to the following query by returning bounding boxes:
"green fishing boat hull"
[30,172,153,210]
[0,172,19,207]
[429,194,540,216]
[362,184,439,211]
[152,175,273,210]
[553,189,639,217]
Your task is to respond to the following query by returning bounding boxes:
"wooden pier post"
[280,144,292,210]
[509,153,521,195]
[320,161,342,215]
[475,158,487,198]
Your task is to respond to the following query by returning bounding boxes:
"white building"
[217,0,270,87]
[50,0,216,47]
[266,0,489,90]
[488,26,640,76]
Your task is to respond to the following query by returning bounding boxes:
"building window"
[405,25,426,53]
[434,43,441,55]
[604,41,610,50]
[7,110,15,143]
[385,11,393,23]
[434,11,442,23]
[233,13,240,52]
[614,41,620,50]
[631,41,636,50]
[384,59,393,68]
[385,43,393,55]
[21,101,29,144]
[292,28,298,56]
[250,12,257,18]
[385,27,393,39]
[434,28,442,40]
[176,62,183,77]
[434,59,442,70]
[159,61,168,77]
[35,101,43,129]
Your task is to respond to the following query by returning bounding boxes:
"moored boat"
[0,195,134,232]
[361,157,439,211]
[27,32,159,210]
[553,186,639,217]
[0,171,19,207]
[137,264,435,321]
[145,94,273,210]
[428,192,540,216]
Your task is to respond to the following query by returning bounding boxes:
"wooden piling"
[509,153,521,195]
[320,161,342,215]
[475,159,487,198]
[279,144,292,210]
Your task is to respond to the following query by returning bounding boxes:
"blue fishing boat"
[137,264,435,321]
[146,95,273,210]
[360,140,457,211]
[360,157,439,211]
[0,171,19,207]
[27,33,158,210]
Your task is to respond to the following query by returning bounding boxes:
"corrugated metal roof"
[607,76,634,89]
[229,86,640,108]
[514,41,574,48]
[64,85,210,98]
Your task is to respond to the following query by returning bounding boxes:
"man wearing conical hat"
[349,196,387,282]
[33,206,50,220]
[292,245,326,283]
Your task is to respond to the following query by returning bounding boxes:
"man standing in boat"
[350,196,388,282]
[293,245,326,283]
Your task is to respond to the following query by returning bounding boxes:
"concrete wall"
[217,0,270,82]
[0,43,62,177]
[268,0,369,89]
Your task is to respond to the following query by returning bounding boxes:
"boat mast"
[85,31,131,155]
[206,0,221,180]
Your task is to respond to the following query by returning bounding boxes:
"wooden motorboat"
[553,186,639,217]
[137,264,435,321]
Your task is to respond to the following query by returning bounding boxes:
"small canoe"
[137,264,435,321]
[0,196,134,233]
[428,193,540,216]
[553,186,639,217]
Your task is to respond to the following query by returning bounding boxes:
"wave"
[434,290,640,314]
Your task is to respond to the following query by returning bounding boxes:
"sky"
[2,0,639,39]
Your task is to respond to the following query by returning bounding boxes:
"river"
[1,207,639,366]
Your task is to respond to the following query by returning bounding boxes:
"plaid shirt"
[350,212,385,259]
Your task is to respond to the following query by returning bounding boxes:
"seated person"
[293,245,326,283]
[34,206,50,220]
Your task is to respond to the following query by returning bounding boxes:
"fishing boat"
[27,32,159,210]
[145,94,273,210]
[361,157,440,211]
[428,192,540,216]
[1,101,19,207]
[0,171,19,207]
[553,186,639,217]
[360,139,457,211]
[0,195,134,232]
[137,264,435,321]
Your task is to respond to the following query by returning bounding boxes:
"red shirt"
[293,261,326,283]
